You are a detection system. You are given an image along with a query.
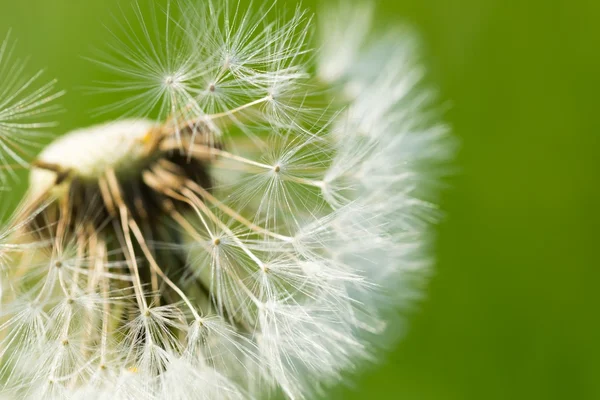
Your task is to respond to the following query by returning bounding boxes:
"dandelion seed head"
[0,0,454,399]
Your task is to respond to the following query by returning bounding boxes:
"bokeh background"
[1,0,598,399]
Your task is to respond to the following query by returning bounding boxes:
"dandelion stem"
[186,146,327,189]
[127,216,202,322]
[104,169,148,312]
[205,95,272,121]
[185,178,293,243]
[180,187,265,271]
[208,147,274,170]
[96,238,110,367]
[143,168,261,304]
[162,95,272,138]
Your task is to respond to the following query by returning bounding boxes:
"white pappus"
[0,1,453,399]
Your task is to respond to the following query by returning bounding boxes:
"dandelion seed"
[0,1,453,399]
[0,31,64,183]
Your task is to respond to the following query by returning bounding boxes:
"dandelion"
[0,1,453,399]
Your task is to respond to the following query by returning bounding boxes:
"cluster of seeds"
[0,1,452,399]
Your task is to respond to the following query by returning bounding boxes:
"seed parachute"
[0,1,453,399]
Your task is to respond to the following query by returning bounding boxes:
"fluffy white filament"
[0,1,453,399]
[0,31,64,182]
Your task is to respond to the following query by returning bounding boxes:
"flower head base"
[0,1,453,399]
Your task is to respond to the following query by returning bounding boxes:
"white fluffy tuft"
[0,1,453,398]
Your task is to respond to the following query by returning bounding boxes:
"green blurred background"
[1,0,598,399]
